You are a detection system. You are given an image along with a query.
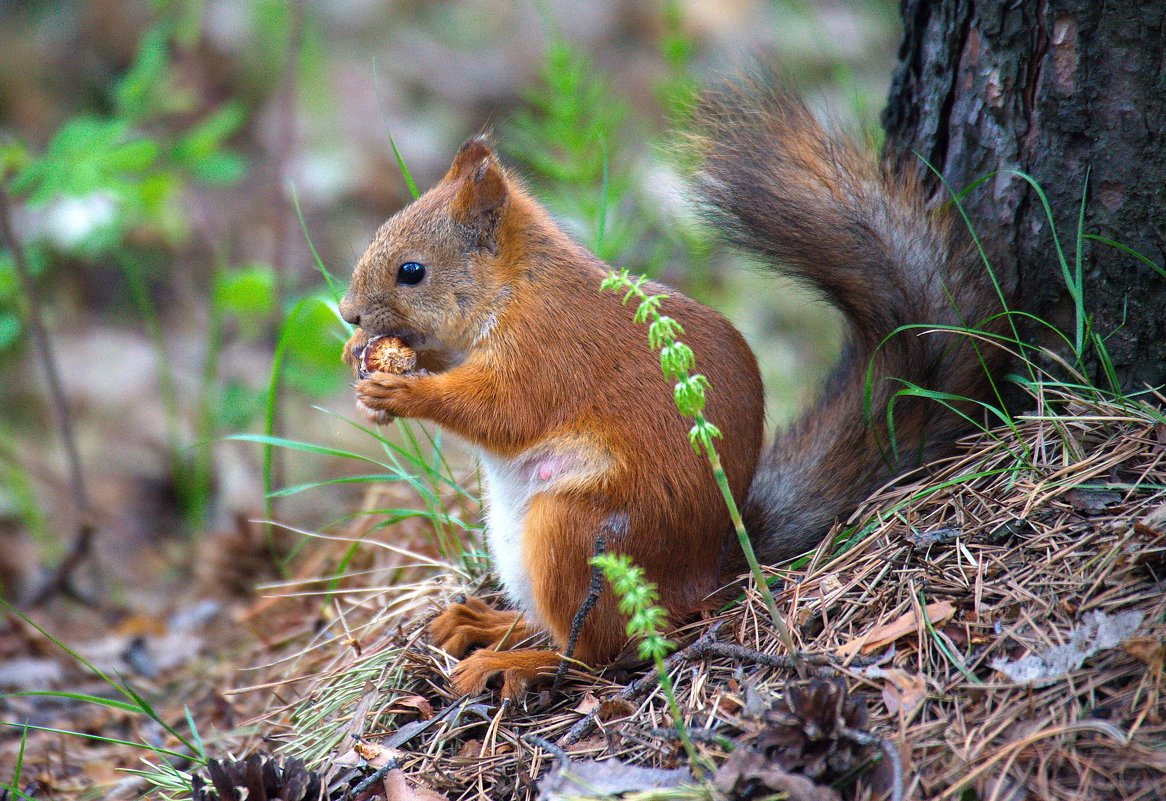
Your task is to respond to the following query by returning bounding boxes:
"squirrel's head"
[340,136,516,365]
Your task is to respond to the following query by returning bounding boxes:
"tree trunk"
[881,0,1166,393]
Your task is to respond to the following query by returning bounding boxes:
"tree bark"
[882,0,1166,393]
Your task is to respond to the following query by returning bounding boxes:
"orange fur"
[450,649,561,700]
[427,596,535,657]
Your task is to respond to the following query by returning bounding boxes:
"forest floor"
[3,4,1163,800]
[5,381,1166,801]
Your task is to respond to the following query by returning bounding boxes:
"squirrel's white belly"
[478,451,539,621]
[477,438,613,630]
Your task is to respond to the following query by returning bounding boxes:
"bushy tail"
[688,79,1008,562]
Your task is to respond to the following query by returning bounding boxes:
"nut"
[357,336,416,379]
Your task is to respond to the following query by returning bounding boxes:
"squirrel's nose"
[339,296,361,326]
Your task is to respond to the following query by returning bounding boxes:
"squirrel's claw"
[450,648,561,700]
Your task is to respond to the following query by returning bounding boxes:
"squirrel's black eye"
[397,262,426,286]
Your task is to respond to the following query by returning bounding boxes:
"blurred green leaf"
[115,26,176,120]
[188,151,247,186]
[15,117,159,205]
[174,103,248,185]
[214,264,277,322]
[215,380,266,430]
[0,254,16,298]
[284,294,348,395]
[177,103,246,161]
[0,312,21,352]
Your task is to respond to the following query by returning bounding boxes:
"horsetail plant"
[592,552,707,778]
[600,270,803,674]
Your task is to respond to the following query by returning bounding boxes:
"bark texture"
[882,0,1166,392]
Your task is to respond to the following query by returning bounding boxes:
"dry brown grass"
[219,384,1166,800]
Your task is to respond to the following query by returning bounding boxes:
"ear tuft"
[448,140,509,247]
[444,135,495,181]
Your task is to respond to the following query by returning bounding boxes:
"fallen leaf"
[456,739,482,759]
[384,767,448,801]
[864,666,928,724]
[573,693,601,715]
[1122,636,1164,674]
[837,601,956,659]
[1064,488,1123,514]
[388,694,434,720]
[713,749,841,801]
[597,698,635,721]
[713,693,743,716]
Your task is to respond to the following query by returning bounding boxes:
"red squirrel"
[339,81,1006,699]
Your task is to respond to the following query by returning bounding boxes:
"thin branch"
[0,183,97,605]
[558,621,724,747]
[684,640,881,670]
[551,531,609,695]
[266,0,306,512]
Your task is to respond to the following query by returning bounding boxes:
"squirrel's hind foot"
[429,596,535,657]
[450,648,561,700]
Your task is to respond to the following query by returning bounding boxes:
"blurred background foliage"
[0,0,898,604]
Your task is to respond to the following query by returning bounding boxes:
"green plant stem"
[702,430,804,677]
[653,655,708,778]
[262,297,310,575]
[604,270,804,677]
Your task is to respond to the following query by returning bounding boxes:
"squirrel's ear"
[444,135,495,181]
[448,139,509,248]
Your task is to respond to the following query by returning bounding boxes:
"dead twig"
[551,531,609,695]
[522,733,569,768]
[558,621,725,747]
[685,639,877,671]
[0,183,97,606]
[265,0,305,520]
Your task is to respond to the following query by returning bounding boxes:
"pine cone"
[754,677,870,779]
[190,754,325,801]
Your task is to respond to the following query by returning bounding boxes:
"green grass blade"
[12,721,28,788]
[266,473,406,499]
[311,407,475,497]
[2,691,143,715]
[371,58,420,201]
[1073,167,1090,354]
[1084,234,1166,280]
[0,601,196,753]
[0,784,36,801]
[228,433,394,469]
[261,297,311,548]
[389,134,419,200]
[0,722,191,762]
[292,184,347,307]
[184,704,206,761]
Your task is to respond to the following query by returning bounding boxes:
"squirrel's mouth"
[369,325,424,351]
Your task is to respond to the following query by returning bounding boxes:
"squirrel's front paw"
[342,329,370,374]
[354,373,416,424]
